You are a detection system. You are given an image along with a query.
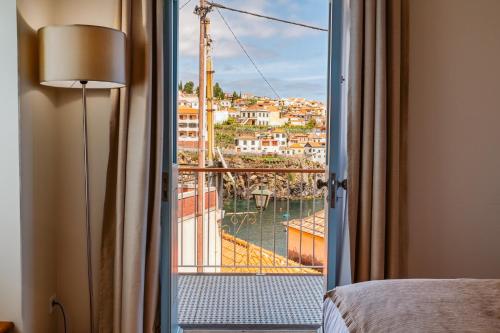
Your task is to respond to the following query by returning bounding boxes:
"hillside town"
[177,83,328,165]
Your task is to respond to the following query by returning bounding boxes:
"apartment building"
[304,142,326,164]
[235,135,261,153]
[308,133,327,144]
[178,106,199,149]
[271,128,288,146]
[289,134,309,144]
[283,143,305,157]
[239,108,270,126]
[260,137,280,154]
[178,93,199,109]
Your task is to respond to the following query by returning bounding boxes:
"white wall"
[0,0,23,331]
[17,0,60,331]
[407,0,500,278]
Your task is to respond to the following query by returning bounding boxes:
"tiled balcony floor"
[178,274,324,330]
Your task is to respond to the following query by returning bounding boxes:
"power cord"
[52,299,68,333]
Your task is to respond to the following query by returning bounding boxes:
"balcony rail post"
[177,167,325,274]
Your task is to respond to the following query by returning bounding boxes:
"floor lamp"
[38,25,126,332]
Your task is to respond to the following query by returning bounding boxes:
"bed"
[323,279,500,332]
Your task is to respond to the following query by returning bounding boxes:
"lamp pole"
[81,80,95,333]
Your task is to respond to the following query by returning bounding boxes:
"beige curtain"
[347,0,408,282]
[98,0,163,332]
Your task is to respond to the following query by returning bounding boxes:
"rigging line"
[215,7,282,100]
[180,0,193,10]
[208,2,328,32]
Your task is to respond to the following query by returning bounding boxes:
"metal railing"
[177,167,327,274]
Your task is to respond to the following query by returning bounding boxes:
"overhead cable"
[180,0,193,10]
[208,2,328,32]
[215,7,282,100]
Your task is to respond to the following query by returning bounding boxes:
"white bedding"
[323,297,348,333]
[323,279,500,333]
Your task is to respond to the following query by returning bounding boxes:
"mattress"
[323,279,500,333]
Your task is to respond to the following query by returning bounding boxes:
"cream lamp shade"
[38,24,126,89]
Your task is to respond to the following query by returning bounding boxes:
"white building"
[283,143,305,157]
[178,93,199,109]
[268,108,286,126]
[228,109,239,119]
[260,138,280,154]
[239,108,270,126]
[271,129,288,146]
[178,106,200,149]
[218,100,231,109]
[304,142,326,164]
[284,116,306,126]
[214,110,229,124]
[235,135,261,153]
[308,133,327,145]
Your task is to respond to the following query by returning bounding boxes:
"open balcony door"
[325,0,349,290]
[160,0,347,330]
[161,0,180,332]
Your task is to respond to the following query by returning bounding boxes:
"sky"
[179,0,330,102]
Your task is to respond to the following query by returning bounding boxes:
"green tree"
[231,91,239,103]
[248,98,258,105]
[306,119,316,129]
[223,117,237,125]
[183,81,194,94]
[178,81,183,91]
[196,86,200,97]
[213,82,224,99]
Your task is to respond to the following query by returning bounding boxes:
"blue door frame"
[326,0,347,291]
[161,0,179,332]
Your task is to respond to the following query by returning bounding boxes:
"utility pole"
[206,18,215,165]
[195,0,209,272]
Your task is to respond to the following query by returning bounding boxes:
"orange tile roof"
[243,105,269,111]
[285,210,325,237]
[266,106,280,112]
[289,143,305,149]
[220,233,320,274]
[236,135,256,140]
[306,142,324,148]
[179,106,198,115]
[308,133,327,138]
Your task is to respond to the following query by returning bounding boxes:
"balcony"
[177,167,327,330]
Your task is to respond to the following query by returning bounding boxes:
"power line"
[208,2,328,32]
[180,0,193,10]
[215,7,282,100]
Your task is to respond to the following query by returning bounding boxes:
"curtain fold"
[98,0,163,332]
[347,0,408,282]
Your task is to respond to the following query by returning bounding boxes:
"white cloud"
[178,0,329,100]
[179,0,319,59]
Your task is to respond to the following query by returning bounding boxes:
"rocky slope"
[179,152,327,199]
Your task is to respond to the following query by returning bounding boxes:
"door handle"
[316,178,328,190]
[330,173,347,208]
